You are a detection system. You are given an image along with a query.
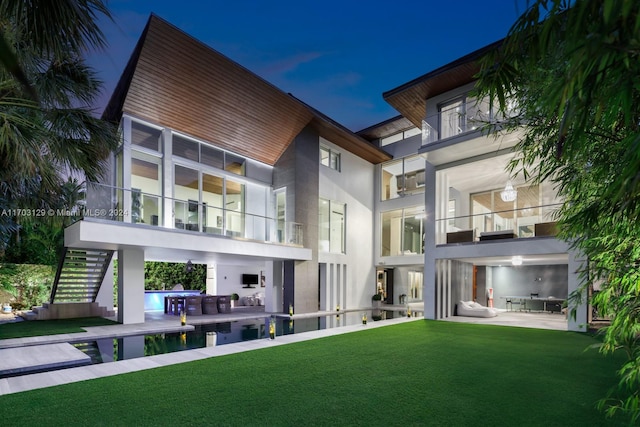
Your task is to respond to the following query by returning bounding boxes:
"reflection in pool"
[77,309,418,365]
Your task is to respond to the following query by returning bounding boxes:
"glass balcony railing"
[80,182,304,246]
[437,203,562,245]
[421,99,517,146]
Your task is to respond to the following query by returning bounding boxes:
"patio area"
[445,310,567,331]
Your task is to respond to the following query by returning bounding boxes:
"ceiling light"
[501,181,517,202]
[511,256,523,266]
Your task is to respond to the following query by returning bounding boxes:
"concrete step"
[19,311,37,321]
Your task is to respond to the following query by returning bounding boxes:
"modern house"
[50,14,587,332]
[359,43,586,332]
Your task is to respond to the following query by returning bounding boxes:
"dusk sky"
[89,0,530,131]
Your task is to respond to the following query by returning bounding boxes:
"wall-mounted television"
[242,274,259,288]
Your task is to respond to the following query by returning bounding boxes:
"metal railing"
[81,182,304,246]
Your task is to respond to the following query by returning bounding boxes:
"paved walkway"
[0,308,422,396]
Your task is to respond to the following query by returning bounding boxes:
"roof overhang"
[356,115,415,141]
[383,40,503,129]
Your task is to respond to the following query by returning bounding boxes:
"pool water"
[75,310,414,364]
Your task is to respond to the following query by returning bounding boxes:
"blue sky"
[90,0,529,131]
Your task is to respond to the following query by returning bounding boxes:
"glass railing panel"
[436,203,561,244]
[83,183,304,246]
[421,98,518,147]
[203,205,224,236]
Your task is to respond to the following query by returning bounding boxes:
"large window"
[320,146,341,171]
[131,154,162,226]
[439,95,491,139]
[202,172,224,234]
[173,165,246,235]
[131,121,162,152]
[380,127,421,147]
[381,206,424,257]
[174,165,200,231]
[225,178,245,237]
[470,184,540,236]
[172,132,245,177]
[319,198,345,253]
[130,121,163,225]
[380,155,425,200]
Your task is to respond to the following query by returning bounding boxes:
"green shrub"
[0,263,55,309]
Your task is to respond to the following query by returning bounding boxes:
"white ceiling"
[458,253,568,267]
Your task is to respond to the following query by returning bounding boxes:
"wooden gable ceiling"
[104,15,390,165]
[382,40,502,129]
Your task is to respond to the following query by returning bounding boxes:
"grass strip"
[0,317,118,339]
[1,320,627,426]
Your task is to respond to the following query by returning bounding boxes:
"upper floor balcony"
[437,203,561,245]
[80,183,304,247]
[421,95,517,146]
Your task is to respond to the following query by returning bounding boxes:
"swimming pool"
[76,310,414,365]
[0,309,419,379]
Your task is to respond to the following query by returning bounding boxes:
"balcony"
[437,203,561,245]
[81,183,304,247]
[421,97,516,146]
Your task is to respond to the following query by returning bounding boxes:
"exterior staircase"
[24,248,116,321]
[50,248,114,303]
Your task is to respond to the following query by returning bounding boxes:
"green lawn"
[1,320,627,426]
[0,317,118,339]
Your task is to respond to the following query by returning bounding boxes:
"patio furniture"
[201,295,219,314]
[446,229,475,243]
[167,296,185,315]
[457,300,498,318]
[217,295,231,313]
[479,230,517,241]
[505,297,525,311]
[185,296,202,316]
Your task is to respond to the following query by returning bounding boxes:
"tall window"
[470,184,540,236]
[320,146,341,171]
[381,206,424,257]
[225,178,245,237]
[130,121,163,225]
[202,172,224,235]
[174,165,200,231]
[131,154,162,226]
[380,155,425,200]
[275,189,286,243]
[319,198,346,253]
[439,95,492,140]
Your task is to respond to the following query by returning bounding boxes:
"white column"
[342,264,347,310]
[568,249,588,332]
[117,248,145,324]
[264,261,278,312]
[121,116,132,223]
[95,257,115,312]
[206,263,217,295]
[162,128,173,228]
[423,160,437,319]
[318,263,327,311]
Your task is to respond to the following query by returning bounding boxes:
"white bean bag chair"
[457,300,498,318]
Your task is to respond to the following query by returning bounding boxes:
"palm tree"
[0,0,118,248]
